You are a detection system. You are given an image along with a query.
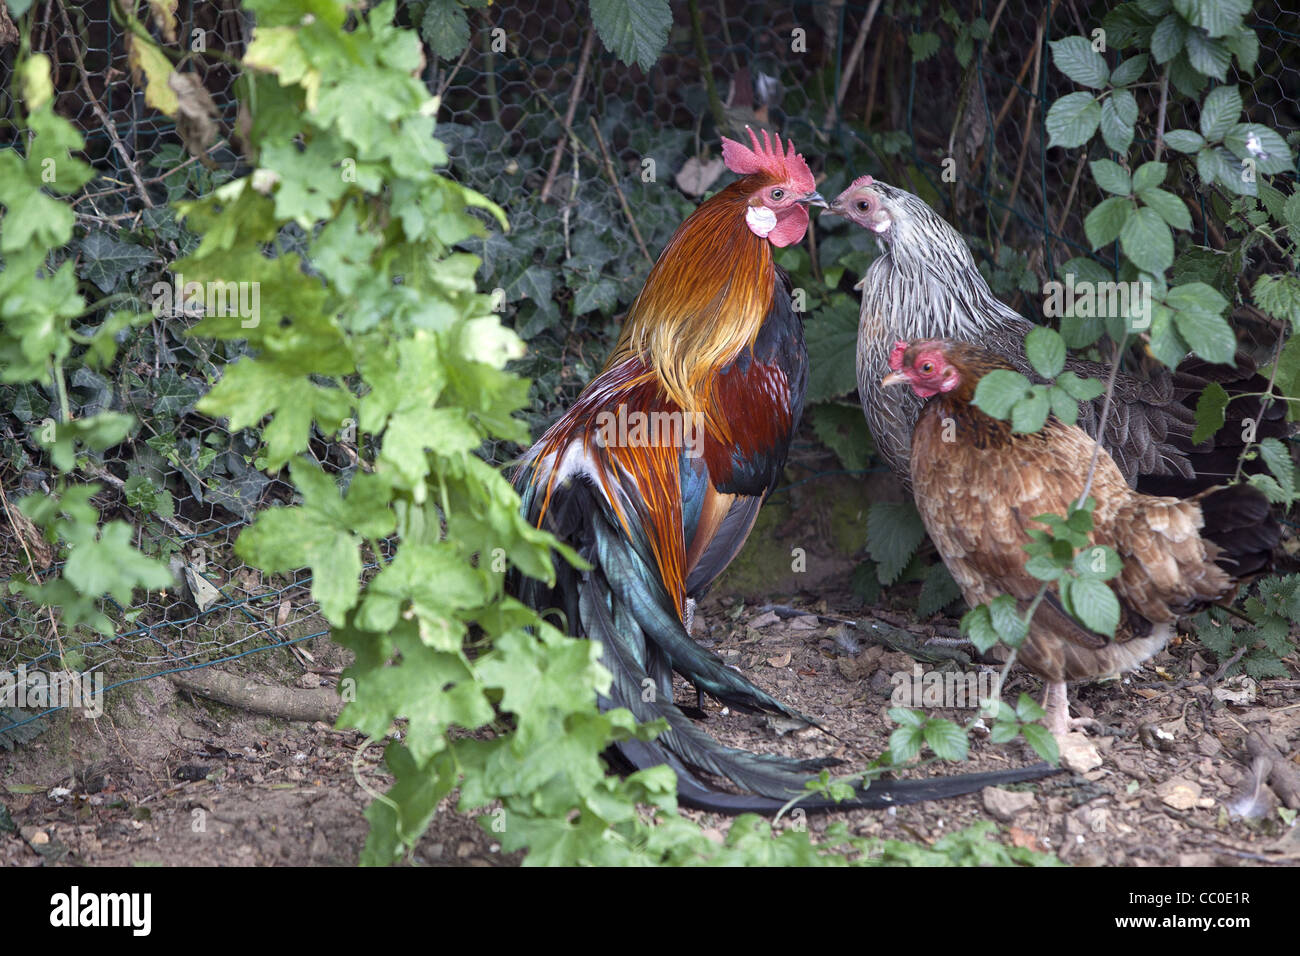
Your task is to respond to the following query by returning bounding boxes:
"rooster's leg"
[684,597,697,636]
[1043,681,1104,736]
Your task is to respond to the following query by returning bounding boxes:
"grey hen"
[827,176,1280,502]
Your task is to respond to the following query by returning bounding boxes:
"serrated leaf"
[1025,327,1066,378]
[1019,723,1060,764]
[888,725,925,765]
[1048,385,1080,426]
[973,368,1032,419]
[1045,92,1101,150]
[1199,85,1243,142]
[1192,381,1229,444]
[420,0,470,60]
[1074,545,1122,580]
[1223,124,1295,176]
[1130,161,1167,193]
[1011,389,1051,434]
[1258,438,1295,500]
[1185,30,1230,81]
[1090,159,1131,196]
[961,605,999,653]
[1139,187,1191,230]
[1100,92,1136,153]
[77,232,157,293]
[1065,575,1121,636]
[803,297,860,403]
[867,501,927,586]
[1150,13,1186,63]
[1056,371,1105,401]
[590,0,672,71]
[990,594,1028,646]
[1108,53,1148,87]
[1084,196,1132,248]
[1168,282,1235,363]
[1162,128,1205,153]
[918,562,962,617]
[1173,0,1250,38]
[923,719,969,762]
[809,403,874,472]
[1254,274,1300,329]
[1120,207,1173,273]
[1049,36,1110,89]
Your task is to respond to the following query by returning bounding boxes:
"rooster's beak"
[797,190,828,209]
[880,371,909,388]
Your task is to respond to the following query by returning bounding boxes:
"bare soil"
[3,473,1298,866]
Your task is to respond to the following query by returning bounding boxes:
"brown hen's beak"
[797,190,828,209]
[880,371,909,388]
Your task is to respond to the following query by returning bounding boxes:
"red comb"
[888,340,909,371]
[720,127,816,193]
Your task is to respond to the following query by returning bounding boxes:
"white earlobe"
[745,205,778,238]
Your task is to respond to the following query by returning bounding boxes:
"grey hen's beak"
[797,190,828,209]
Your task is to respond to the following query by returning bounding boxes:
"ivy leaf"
[867,501,927,586]
[1199,85,1243,142]
[1045,92,1101,149]
[1090,159,1131,196]
[1192,381,1229,444]
[1084,196,1132,248]
[590,0,672,71]
[973,368,1033,419]
[76,231,157,293]
[1049,36,1110,89]
[1025,328,1066,379]
[1119,207,1173,274]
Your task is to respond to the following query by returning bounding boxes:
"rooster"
[511,131,1055,812]
[882,338,1277,734]
[828,176,1284,499]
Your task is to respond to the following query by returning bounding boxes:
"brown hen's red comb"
[888,340,909,371]
[720,127,816,193]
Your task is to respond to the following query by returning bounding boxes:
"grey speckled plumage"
[847,181,1197,492]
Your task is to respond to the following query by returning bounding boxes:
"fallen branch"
[169,668,341,724]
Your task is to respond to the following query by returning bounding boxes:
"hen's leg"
[1043,681,1104,736]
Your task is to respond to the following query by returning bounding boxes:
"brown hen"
[883,339,1277,734]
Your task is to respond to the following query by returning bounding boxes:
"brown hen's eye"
[920,362,934,374]
[771,188,784,201]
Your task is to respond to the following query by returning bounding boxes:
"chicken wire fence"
[1,0,1298,741]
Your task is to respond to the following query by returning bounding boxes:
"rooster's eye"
[771,188,785,201]
[920,362,934,374]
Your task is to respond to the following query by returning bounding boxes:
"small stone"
[1058,732,1103,773]
[1157,777,1202,810]
[982,786,1035,822]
